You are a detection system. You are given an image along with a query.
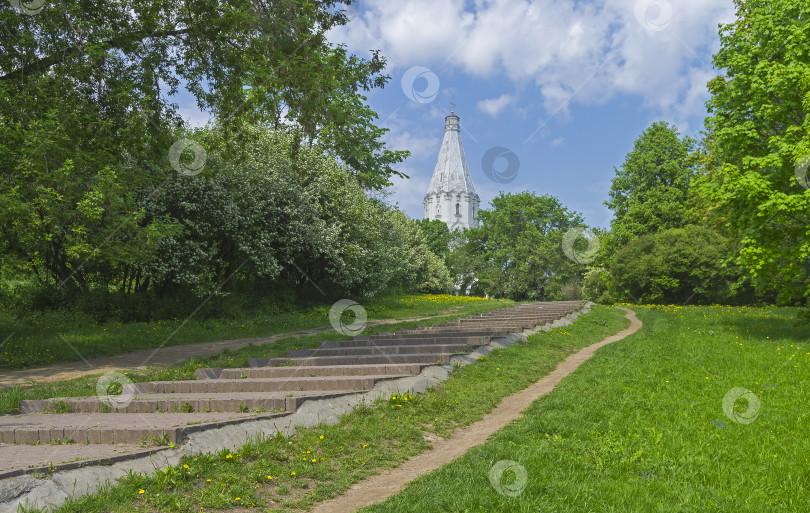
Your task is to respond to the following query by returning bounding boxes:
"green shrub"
[609,225,733,304]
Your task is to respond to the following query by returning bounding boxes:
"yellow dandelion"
[138,489,145,494]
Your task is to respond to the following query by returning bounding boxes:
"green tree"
[699,0,810,304]
[605,121,699,255]
[456,192,585,300]
[610,225,735,305]
[0,0,407,296]
[416,219,452,260]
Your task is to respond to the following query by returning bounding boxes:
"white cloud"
[551,137,565,147]
[328,0,736,126]
[478,94,514,117]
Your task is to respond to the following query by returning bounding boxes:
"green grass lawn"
[363,304,810,513]
[0,294,510,370]
[19,305,628,513]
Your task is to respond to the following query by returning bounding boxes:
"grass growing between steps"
[18,306,629,513]
[0,294,511,370]
[361,305,810,513]
[0,300,511,415]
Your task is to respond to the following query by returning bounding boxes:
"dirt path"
[311,307,642,513]
[0,310,467,388]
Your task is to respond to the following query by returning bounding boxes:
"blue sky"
[177,0,736,229]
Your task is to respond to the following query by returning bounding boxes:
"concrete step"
[123,375,398,394]
[0,411,289,445]
[248,352,454,367]
[400,326,514,333]
[418,324,528,332]
[324,335,489,348]
[20,390,356,414]
[354,330,506,340]
[209,363,424,380]
[286,344,471,358]
[461,314,561,321]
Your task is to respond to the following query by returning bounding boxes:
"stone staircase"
[0,301,581,469]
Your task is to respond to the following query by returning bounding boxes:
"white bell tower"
[423,110,480,230]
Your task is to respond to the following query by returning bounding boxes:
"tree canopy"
[453,192,585,301]
[0,0,406,189]
[699,0,810,304]
[605,121,699,253]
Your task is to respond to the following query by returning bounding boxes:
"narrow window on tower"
[455,203,460,215]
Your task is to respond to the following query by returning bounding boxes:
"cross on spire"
[450,97,455,114]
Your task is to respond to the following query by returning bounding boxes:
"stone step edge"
[199,364,429,380]
[0,301,591,512]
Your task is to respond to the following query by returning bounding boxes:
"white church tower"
[423,111,480,230]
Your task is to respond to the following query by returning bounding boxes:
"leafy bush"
[581,267,615,304]
[609,225,733,304]
[2,125,451,319]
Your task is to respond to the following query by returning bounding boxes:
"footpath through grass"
[0,295,512,414]
[363,305,810,513]
[0,294,507,370]
[19,305,629,513]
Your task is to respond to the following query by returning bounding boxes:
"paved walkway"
[311,307,642,513]
[0,311,465,388]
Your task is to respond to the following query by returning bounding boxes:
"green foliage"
[1,122,444,316]
[453,192,586,300]
[416,219,452,260]
[581,267,615,304]
[610,225,735,304]
[604,121,699,257]
[0,0,418,318]
[699,0,810,304]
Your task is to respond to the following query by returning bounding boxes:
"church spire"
[423,110,480,230]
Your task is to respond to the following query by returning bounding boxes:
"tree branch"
[0,27,191,82]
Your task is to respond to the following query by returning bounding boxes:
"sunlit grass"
[364,304,810,513]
